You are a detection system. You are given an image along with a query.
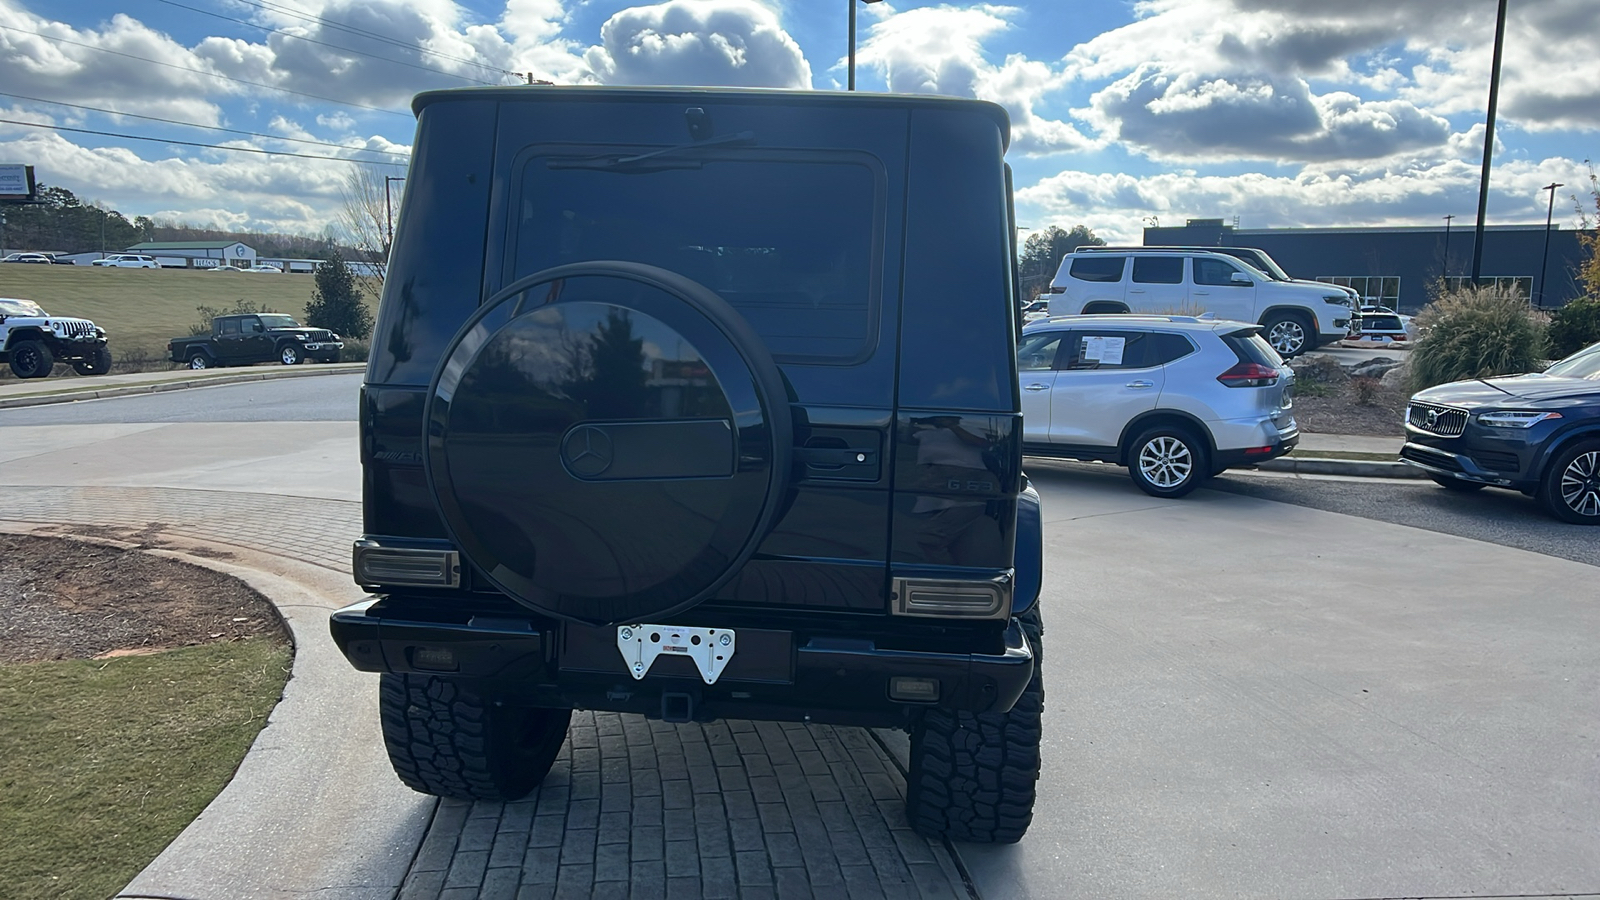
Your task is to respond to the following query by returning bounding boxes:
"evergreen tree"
[305,250,374,339]
[1017,224,1105,299]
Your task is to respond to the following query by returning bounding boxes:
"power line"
[0,91,410,162]
[221,0,520,83]
[150,0,500,86]
[0,23,412,118]
[0,118,408,167]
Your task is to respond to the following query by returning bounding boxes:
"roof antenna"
[685,107,712,142]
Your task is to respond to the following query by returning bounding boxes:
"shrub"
[1546,296,1600,360]
[1408,284,1547,391]
[339,338,370,363]
[1351,375,1381,405]
[1287,353,1344,397]
[305,251,374,340]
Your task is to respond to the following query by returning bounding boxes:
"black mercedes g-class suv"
[330,85,1046,842]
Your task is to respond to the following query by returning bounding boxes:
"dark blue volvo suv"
[1401,341,1600,524]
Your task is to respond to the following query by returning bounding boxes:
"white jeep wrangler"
[0,297,112,378]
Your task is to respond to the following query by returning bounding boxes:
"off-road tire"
[72,346,113,376]
[8,339,54,378]
[1127,425,1209,498]
[906,606,1044,843]
[1430,475,1486,493]
[279,343,303,365]
[1540,439,1600,525]
[1263,311,1313,358]
[188,351,212,370]
[379,673,571,801]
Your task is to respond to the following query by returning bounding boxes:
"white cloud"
[856,5,1092,155]
[584,0,810,88]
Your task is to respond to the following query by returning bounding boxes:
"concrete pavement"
[0,361,364,409]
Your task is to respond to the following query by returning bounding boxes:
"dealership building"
[1143,220,1594,314]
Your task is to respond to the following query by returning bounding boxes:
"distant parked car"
[2,252,52,264]
[1344,307,1410,347]
[1401,341,1600,524]
[243,264,283,273]
[92,254,159,268]
[1020,314,1299,497]
[1021,298,1050,323]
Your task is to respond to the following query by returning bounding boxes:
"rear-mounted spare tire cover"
[425,262,792,625]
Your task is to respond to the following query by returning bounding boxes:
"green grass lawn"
[0,264,377,357]
[0,639,291,900]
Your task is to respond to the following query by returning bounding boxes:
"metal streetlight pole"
[1441,214,1455,283]
[848,0,884,91]
[1537,181,1564,308]
[1470,0,1509,285]
[383,176,405,253]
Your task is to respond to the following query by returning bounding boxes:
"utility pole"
[848,0,885,90]
[1537,182,1564,307]
[1441,214,1455,283]
[1470,0,1510,284]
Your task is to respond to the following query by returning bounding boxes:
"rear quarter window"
[1068,256,1126,283]
[1223,329,1284,366]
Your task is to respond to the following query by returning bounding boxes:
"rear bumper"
[1210,415,1299,468]
[330,597,1036,727]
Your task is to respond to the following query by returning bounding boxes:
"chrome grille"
[1407,402,1467,437]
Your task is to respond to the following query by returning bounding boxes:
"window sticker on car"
[1082,336,1125,365]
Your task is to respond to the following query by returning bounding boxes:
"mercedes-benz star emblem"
[562,425,614,477]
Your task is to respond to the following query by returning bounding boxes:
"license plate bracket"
[617,624,736,684]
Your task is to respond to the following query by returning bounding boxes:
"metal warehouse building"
[1144,220,1594,314]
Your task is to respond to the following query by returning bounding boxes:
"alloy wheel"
[1138,436,1193,488]
[1559,450,1600,518]
[1268,320,1305,355]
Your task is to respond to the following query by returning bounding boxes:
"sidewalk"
[1259,431,1420,479]
[0,362,364,409]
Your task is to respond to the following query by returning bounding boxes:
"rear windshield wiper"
[548,131,756,172]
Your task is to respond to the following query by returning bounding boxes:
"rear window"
[510,150,882,365]
[1363,315,1403,331]
[1222,328,1283,367]
[1068,256,1126,283]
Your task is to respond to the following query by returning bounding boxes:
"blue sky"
[1,0,1595,245]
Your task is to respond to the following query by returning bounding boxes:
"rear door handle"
[1192,290,1210,296]
[1126,380,1154,389]
[1023,383,1050,392]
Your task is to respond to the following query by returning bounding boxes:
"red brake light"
[1217,362,1280,387]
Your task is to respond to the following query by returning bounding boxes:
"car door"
[1126,256,1188,313]
[1190,256,1256,323]
[1047,328,1164,448]
[214,317,246,362]
[1017,330,1067,443]
[240,315,273,360]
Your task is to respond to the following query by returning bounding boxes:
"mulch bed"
[0,532,287,664]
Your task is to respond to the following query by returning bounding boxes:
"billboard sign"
[0,165,37,201]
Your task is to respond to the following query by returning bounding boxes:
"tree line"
[1,183,349,260]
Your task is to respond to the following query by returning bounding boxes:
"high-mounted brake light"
[1217,362,1279,387]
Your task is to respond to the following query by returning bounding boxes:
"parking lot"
[3,374,1596,899]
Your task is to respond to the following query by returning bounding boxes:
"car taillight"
[1217,362,1280,387]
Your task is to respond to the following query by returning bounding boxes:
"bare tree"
[338,164,403,295]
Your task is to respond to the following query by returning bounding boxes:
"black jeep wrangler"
[330,85,1045,842]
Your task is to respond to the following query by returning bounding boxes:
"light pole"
[1470,0,1510,285]
[1441,214,1455,283]
[383,176,405,253]
[1537,181,1564,308]
[848,0,885,91]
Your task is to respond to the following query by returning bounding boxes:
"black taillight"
[1217,362,1279,387]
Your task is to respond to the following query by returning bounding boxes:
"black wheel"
[907,605,1044,843]
[1430,475,1486,493]
[1262,312,1313,358]
[8,339,54,379]
[1127,426,1209,498]
[379,673,571,801]
[188,351,212,370]
[424,261,793,625]
[1540,439,1600,525]
[279,343,303,365]
[72,346,113,376]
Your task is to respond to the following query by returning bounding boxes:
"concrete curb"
[1256,456,1425,479]
[0,363,364,410]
